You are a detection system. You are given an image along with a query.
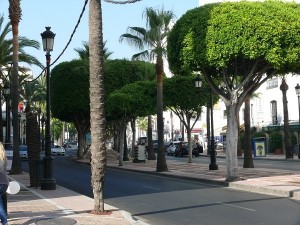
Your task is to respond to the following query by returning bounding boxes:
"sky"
[0,0,199,77]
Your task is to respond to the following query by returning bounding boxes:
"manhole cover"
[36,217,77,225]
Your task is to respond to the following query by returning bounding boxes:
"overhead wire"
[27,0,89,83]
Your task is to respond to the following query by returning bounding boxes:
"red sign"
[191,129,203,133]
[18,102,24,112]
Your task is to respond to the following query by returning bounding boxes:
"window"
[266,78,278,89]
[270,100,277,125]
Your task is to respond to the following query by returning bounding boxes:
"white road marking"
[143,186,161,191]
[217,202,256,211]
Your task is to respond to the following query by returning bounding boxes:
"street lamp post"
[18,114,21,144]
[195,75,218,170]
[295,84,300,158]
[40,27,56,190]
[37,108,41,150]
[41,114,45,152]
[3,82,10,149]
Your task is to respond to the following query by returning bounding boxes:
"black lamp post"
[37,108,41,150]
[195,75,218,170]
[41,113,45,152]
[3,82,10,149]
[40,27,56,190]
[295,84,300,151]
[18,114,21,144]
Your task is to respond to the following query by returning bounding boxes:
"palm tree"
[9,0,22,174]
[280,77,293,159]
[89,0,107,213]
[0,14,43,145]
[7,3,43,173]
[120,7,175,172]
[74,40,113,61]
[88,0,149,213]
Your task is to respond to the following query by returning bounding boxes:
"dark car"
[174,142,200,157]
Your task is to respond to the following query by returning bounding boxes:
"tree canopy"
[106,80,156,120]
[167,1,300,180]
[51,60,90,122]
[104,59,155,97]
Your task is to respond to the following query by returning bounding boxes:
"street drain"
[36,217,77,225]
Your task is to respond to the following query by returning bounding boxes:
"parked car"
[148,140,168,152]
[174,142,200,157]
[167,141,181,155]
[152,140,158,152]
[51,145,65,156]
[19,145,28,160]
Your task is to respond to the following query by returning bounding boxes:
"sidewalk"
[6,151,300,224]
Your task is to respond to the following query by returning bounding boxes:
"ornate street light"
[40,27,56,190]
[3,82,10,149]
[195,74,218,170]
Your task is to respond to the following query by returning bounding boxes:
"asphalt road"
[21,151,300,225]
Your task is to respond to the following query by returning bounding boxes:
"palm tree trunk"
[9,0,22,174]
[26,111,40,187]
[280,78,292,159]
[156,57,168,172]
[243,95,254,168]
[89,0,106,213]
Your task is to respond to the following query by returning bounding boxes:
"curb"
[228,182,293,198]
[108,165,227,186]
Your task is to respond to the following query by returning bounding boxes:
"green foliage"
[168,1,300,75]
[104,59,155,97]
[252,131,266,138]
[167,3,216,75]
[52,118,63,141]
[268,131,283,153]
[163,76,215,109]
[290,132,297,145]
[106,80,156,120]
[51,60,90,122]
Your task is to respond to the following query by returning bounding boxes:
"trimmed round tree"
[51,60,90,158]
[168,1,300,180]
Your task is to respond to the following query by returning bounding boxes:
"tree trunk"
[237,117,242,157]
[77,129,86,159]
[9,0,22,174]
[156,56,168,172]
[130,118,136,156]
[118,126,125,166]
[89,0,106,213]
[26,111,40,187]
[187,127,192,163]
[243,95,254,168]
[123,128,129,161]
[147,115,156,160]
[225,104,239,181]
[280,78,292,159]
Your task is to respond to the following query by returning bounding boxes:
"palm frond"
[119,33,144,50]
[132,50,149,61]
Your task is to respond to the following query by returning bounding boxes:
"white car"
[19,145,28,159]
[51,145,65,156]
[166,141,182,156]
